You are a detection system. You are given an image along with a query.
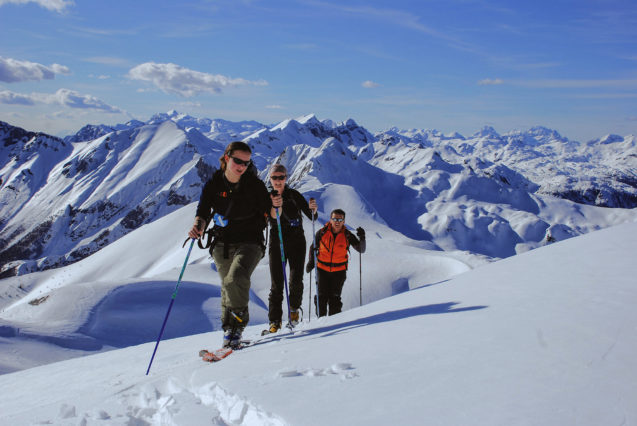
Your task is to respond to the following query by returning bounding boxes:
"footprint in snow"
[278,362,357,380]
[69,376,287,426]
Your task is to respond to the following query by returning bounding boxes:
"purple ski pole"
[146,238,195,375]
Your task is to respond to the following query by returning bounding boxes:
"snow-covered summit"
[471,125,502,140]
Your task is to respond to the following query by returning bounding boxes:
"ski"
[199,340,252,363]
[199,347,233,362]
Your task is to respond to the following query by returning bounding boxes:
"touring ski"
[199,347,233,362]
[199,341,252,362]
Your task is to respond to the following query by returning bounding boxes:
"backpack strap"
[196,173,239,258]
[344,229,353,252]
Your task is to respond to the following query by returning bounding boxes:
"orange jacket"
[316,224,350,272]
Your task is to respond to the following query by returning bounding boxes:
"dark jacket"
[196,169,270,244]
[269,185,318,240]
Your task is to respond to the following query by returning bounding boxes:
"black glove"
[356,227,365,239]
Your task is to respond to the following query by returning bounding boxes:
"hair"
[219,141,252,171]
[269,163,287,177]
[330,208,346,218]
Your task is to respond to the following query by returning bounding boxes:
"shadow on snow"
[259,302,487,345]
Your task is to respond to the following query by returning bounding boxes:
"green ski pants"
[212,242,264,329]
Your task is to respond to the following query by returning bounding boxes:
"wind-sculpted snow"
[2,373,287,425]
[106,378,288,426]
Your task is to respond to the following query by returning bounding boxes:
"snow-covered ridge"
[1,119,222,277]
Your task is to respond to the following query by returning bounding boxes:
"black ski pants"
[268,231,306,323]
[316,268,347,317]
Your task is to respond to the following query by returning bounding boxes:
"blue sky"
[1,0,636,141]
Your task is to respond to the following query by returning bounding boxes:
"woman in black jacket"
[266,164,317,332]
[188,141,270,348]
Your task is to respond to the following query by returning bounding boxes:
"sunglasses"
[271,175,286,181]
[331,217,344,222]
[229,156,252,167]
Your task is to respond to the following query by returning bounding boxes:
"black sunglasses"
[331,217,344,222]
[271,175,286,181]
[229,156,252,167]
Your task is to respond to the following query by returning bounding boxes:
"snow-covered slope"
[0,220,635,425]
[0,196,474,373]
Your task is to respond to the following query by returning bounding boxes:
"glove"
[356,227,365,239]
[306,248,315,273]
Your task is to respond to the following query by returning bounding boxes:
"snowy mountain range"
[1,111,636,278]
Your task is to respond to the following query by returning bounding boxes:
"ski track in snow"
[34,376,287,426]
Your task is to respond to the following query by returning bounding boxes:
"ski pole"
[308,268,312,322]
[145,238,195,375]
[273,194,292,328]
[359,250,362,306]
[311,201,320,318]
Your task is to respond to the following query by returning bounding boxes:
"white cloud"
[0,0,74,13]
[0,57,70,83]
[362,80,381,88]
[0,90,35,105]
[50,63,71,74]
[478,78,504,86]
[127,62,268,97]
[0,88,123,113]
[266,104,283,109]
[53,89,122,112]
